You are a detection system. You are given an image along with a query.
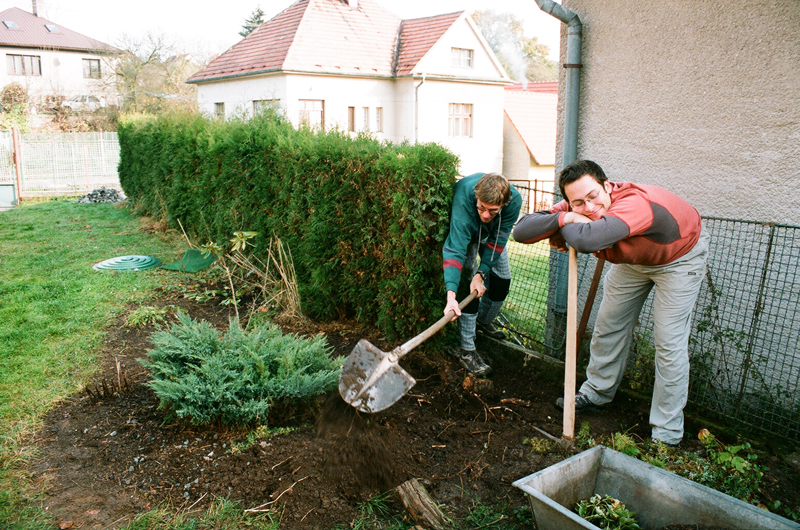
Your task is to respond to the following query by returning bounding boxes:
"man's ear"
[604,181,612,194]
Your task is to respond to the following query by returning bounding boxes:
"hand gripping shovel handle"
[393,290,478,359]
[350,290,478,403]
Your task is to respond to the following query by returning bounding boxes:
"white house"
[0,7,117,109]
[502,81,557,209]
[187,0,512,175]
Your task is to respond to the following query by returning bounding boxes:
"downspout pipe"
[535,0,583,355]
[414,73,426,142]
[534,0,582,166]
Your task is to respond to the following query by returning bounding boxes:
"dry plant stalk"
[226,236,305,326]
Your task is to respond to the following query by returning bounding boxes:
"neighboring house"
[187,0,511,175]
[502,81,557,210]
[0,7,117,109]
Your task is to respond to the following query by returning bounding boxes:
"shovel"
[339,291,478,413]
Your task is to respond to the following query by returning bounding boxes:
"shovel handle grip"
[393,290,478,359]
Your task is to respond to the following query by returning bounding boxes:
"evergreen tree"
[240,6,265,38]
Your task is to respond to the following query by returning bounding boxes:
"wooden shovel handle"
[393,290,478,359]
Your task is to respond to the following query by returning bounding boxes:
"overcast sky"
[0,0,562,60]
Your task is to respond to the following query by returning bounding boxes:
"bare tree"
[472,10,557,83]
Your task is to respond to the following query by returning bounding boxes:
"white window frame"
[7,54,41,76]
[450,47,473,68]
[82,58,100,79]
[299,99,324,129]
[214,102,225,118]
[362,107,370,132]
[347,106,355,132]
[375,107,383,133]
[448,103,473,138]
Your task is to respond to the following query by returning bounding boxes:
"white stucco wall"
[196,73,400,142]
[560,0,800,224]
[197,73,505,176]
[1,47,115,105]
[413,79,504,175]
[414,17,507,82]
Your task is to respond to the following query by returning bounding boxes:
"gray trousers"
[580,228,709,444]
[458,242,511,351]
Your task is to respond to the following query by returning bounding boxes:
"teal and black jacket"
[442,173,522,293]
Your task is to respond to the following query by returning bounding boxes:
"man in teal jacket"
[443,172,522,376]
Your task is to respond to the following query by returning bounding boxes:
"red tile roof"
[395,11,463,76]
[505,81,558,94]
[0,7,114,53]
[188,0,465,83]
[189,0,406,83]
[504,90,558,165]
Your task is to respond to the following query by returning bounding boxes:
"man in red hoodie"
[513,160,709,447]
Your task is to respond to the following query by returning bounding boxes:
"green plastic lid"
[92,255,162,271]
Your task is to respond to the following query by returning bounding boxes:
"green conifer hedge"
[118,111,460,340]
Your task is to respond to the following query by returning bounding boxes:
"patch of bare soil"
[29,289,800,529]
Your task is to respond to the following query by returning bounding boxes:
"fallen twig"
[244,476,309,512]
[500,397,531,407]
[470,515,506,529]
[271,456,293,470]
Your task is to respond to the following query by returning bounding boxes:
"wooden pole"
[11,127,22,202]
[562,246,578,443]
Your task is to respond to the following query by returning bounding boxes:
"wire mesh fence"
[503,184,800,442]
[0,131,120,196]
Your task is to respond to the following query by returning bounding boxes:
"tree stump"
[396,478,448,530]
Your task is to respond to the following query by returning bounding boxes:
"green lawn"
[0,198,186,527]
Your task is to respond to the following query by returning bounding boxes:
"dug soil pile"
[29,292,800,529]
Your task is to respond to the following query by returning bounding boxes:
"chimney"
[32,0,38,16]
[347,0,358,10]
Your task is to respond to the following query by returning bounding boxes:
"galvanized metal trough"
[513,445,800,530]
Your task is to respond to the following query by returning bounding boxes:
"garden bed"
[29,289,800,529]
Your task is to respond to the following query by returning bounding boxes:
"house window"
[253,99,278,114]
[299,99,324,129]
[347,107,355,132]
[451,48,473,68]
[214,102,225,118]
[82,58,101,79]
[375,107,383,133]
[448,103,472,138]
[7,54,41,76]
[362,107,370,131]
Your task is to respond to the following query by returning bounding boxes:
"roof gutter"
[534,0,582,167]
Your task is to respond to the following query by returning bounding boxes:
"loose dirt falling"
[315,393,395,491]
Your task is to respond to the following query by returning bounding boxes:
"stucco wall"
[560,0,800,225]
[197,74,504,176]
[1,47,115,105]
[415,79,504,175]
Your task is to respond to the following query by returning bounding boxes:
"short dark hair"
[558,160,607,200]
[474,172,511,206]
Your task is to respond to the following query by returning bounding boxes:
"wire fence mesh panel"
[18,132,120,196]
[501,205,800,442]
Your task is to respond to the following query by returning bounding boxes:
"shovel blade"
[339,339,416,413]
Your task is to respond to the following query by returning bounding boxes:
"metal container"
[513,445,800,530]
[0,183,17,208]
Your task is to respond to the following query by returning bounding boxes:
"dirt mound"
[26,294,800,529]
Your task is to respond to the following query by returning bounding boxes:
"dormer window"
[45,24,60,33]
[3,21,19,30]
[451,47,473,68]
